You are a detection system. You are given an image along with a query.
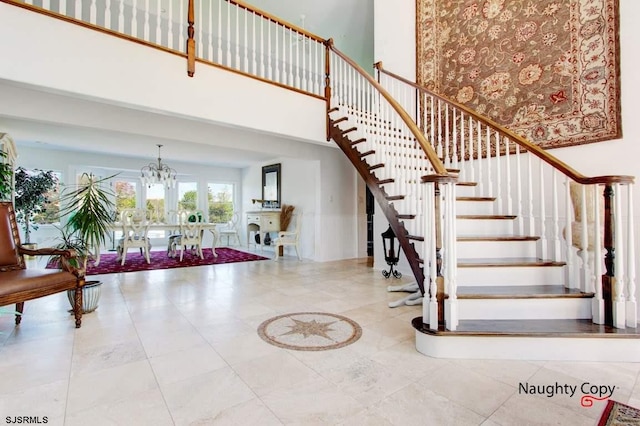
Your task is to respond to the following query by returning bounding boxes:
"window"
[114,179,138,220]
[207,183,234,223]
[32,171,61,226]
[145,183,165,224]
[178,182,198,211]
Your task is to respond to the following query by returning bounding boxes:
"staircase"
[325,50,639,360]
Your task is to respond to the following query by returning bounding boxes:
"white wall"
[373,0,640,316]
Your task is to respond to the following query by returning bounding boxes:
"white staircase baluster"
[515,145,524,235]
[552,169,561,261]
[42,0,49,9]
[579,184,589,293]
[274,23,280,83]
[592,184,604,323]
[167,1,173,50]
[155,0,162,46]
[143,0,149,42]
[264,18,270,80]
[564,177,574,289]
[458,112,465,182]
[243,12,249,73]
[205,2,213,60]
[251,13,257,76]
[526,153,534,236]
[104,0,111,29]
[132,0,138,39]
[505,137,513,216]
[234,6,240,68]
[538,160,547,260]
[216,0,222,63]
[90,0,97,25]
[74,0,81,20]
[467,115,475,183]
[613,183,626,328]
[295,32,301,89]
[476,121,483,195]
[495,131,502,214]
[485,126,493,198]
[59,0,67,15]
[625,185,637,327]
[117,0,124,33]
[225,2,231,67]
[451,107,457,170]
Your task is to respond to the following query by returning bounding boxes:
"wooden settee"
[0,201,86,328]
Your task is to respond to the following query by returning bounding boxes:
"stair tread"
[458,257,565,267]
[457,182,478,186]
[458,235,540,241]
[457,196,496,201]
[413,318,640,337]
[458,214,517,220]
[456,285,592,299]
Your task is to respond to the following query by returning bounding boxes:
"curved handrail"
[231,0,326,44]
[329,42,451,178]
[375,62,634,186]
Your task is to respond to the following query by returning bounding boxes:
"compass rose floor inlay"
[257,312,362,351]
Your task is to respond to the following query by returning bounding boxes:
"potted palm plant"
[54,173,117,313]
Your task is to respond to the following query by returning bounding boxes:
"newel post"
[324,39,332,141]
[186,0,195,77]
[602,184,615,326]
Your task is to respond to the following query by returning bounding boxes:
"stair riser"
[457,298,592,320]
[457,265,565,286]
[457,240,537,259]
[456,201,495,215]
[457,219,514,236]
[455,185,477,197]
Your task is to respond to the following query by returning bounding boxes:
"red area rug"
[598,400,640,426]
[47,248,269,275]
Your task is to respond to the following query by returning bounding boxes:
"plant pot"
[67,280,102,314]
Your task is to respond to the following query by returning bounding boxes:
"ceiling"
[0,0,374,170]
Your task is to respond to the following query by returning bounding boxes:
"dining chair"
[177,212,205,261]
[273,213,302,260]
[116,208,151,265]
[217,212,240,246]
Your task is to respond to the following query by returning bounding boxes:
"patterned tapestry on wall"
[416,0,621,149]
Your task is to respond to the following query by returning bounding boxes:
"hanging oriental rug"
[416,0,621,149]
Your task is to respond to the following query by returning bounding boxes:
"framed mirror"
[262,163,281,208]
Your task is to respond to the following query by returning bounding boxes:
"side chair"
[0,201,86,328]
[273,213,302,260]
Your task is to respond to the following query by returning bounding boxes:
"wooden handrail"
[230,0,326,44]
[329,43,450,178]
[375,62,634,186]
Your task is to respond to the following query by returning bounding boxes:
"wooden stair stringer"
[329,118,425,293]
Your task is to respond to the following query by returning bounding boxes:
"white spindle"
[287,28,293,86]
[243,12,248,72]
[166,1,173,49]
[105,0,111,29]
[613,183,626,328]
[476,121,483,195]
[579,185,589,293]
[459,113,466,181]
[155,0,161,46]
[552,170,561,261]
[42,0,50,9]
[216,0,222,63]
[526,154,534,235]
[515,145,524,235]
[625,185,637,327]
[495,131,502,213]
[505,137,513,216]
[451,108,457,170]
[26,0,34,6]
[295,33,301,89]
[592,184,604,323]
[74,0,81,20]
[143,0,150,42]
[117,0,124,32]
[90,0,97,24]
[264,17,269,79]
[131,0,138,39]
[206,2,213,60]
[538,160,547,260]
[251,13,257,76]
[59,0,67,15]
[226,2,231,66]
[564,178,574,288]
[486,126,493,198]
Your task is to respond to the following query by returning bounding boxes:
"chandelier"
[140,144,177,188]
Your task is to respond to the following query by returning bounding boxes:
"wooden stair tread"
[413,318,640,338]
[457,235,540,241]
[458,257,565,267]
[457,182,477,186]
[456,285,592,299]
[457,196,496,202]
[457,214,517,220]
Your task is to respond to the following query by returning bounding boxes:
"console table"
[247,210,280,251]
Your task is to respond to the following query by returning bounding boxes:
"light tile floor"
[1,254,639,425]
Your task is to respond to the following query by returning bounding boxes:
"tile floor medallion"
[257,312,362,351]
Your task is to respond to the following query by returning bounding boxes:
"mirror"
[262,163,281,208]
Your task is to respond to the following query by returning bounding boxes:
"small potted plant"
[14,167,58,248]
[53,173,117,313]
[0,151,12,201]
